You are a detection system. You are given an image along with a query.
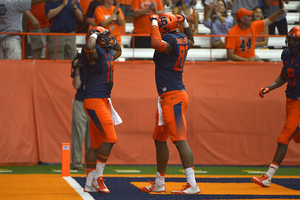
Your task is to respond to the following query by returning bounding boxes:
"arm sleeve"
[221,15,234,31]
[225,30,236,50]
[13,0,31,12]
[203,18,212,28]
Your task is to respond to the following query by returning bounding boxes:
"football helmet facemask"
[86,26,117,49]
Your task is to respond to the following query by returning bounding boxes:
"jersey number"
[174,45,188,72]
[287,68,296,87]
[240,37,252,52]
[106,60,114,83]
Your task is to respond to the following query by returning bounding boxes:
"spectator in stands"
[45,0,83,60]
[203,0,233,48]
[231,0,258,25]
[263,0,289,35]
[81,0,93,14]
[225,5,285,62]
[85,0,104,27]
[253,6,268,48]
[119,0,133,23]
[0,0,49,60]
[75,0,93,33]
[24,3,50,59]
[172,0,197,7]
[94,0,125,45]
[162,0,171,7]
[202,0,232,10]
[71,53,90,171]
[172,0,199,35]
[131,0,164,48]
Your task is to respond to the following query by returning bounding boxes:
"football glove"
[149,14,159,21]
[175,14,185,23]
[259,87,270,98]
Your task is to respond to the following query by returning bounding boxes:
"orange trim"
[271,162,280,167]
[84,48,95,53]
[97,158,107,164]
[86,162,97,165]
[97,153,108,160]
[159,172,165,177]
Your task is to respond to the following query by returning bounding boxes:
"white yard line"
[63,176,95,200]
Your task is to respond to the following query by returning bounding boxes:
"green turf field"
[0,165,299,176]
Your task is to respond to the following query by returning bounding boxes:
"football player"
[82,26,122,193]
[138,13,201,194]
[252,26,300,187]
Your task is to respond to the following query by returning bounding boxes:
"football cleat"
[84,185,97,193]
[251,174,271,187]
[171,183,201,194]
[138,180,166,193]
[92,176,110,193]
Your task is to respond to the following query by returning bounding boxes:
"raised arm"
[72,0,83,21]
[84,31,99,65]
[178,15,194,49]
[150,14,173,54]
[100,3,124,27]
[263,1,285,27]
[113,41,122,60]
[47,0,68,19]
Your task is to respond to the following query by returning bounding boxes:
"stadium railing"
[0,32,287,62]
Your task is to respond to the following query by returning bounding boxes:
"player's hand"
[175,14,185,23]
[259,87,270,98]
[149,14,159,22]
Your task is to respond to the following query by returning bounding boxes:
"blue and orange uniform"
[153,33,189,143]
[81,45,117,149]
[278,48,300,144]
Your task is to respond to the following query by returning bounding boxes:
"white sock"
[85,169,95,187]
[94,161,106,179]
[185,167,197,187]
[155,171,165,187]
[265,163,279,179]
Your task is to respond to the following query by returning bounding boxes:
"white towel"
[157,97,164,126]
[108,98,122,125]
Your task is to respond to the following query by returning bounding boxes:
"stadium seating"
[73,0,300,61]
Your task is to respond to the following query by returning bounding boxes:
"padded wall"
[0,60,299,166]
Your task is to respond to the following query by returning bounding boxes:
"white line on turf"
[63,177,95,200]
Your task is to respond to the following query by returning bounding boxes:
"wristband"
[183,19,189,28]
[75,74,80,76]
[73,6,78,10]
[90,33,98,39]
[116,11,119,15]
[216,12,221,17]
[152,20,158,26]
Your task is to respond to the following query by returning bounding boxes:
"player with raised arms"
[82,26,122,193]
[138,12,200,194]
